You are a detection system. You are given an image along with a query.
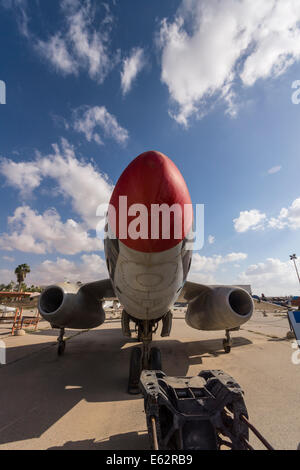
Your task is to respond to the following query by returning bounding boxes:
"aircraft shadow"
[155,336,252,376]
[48,432,149,450]
[0,327,251,446]
[267,336,290,343]
[25,328,84,337]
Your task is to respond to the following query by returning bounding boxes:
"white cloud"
[0,139,113,231]
[191,254,222,274]
[0,268,14,285]
[0,159,42,196]
[2,255,14,262]
[0,206,103,255]
[235,197,300,232]
[234,209,266,233]
[189,252,247,283]
[0,253,108,286]
[238,257,300,296]
[268,165,282,174]
[208,235,215,245]
[73,106,129,146]
[36,34,77,75]
[0,140,114,255]
[1,0,29,37]
[225,252,248,263]
[64,0,113,83]
[21,0,116,82]
[38,139,113,229]
[189,251,299,295]
[121,47,145,95]
[158,0,300,126]
[28,253,107,285]
[268,198,300,230]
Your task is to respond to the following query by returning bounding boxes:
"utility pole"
[290,254,300,285]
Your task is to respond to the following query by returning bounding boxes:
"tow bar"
[140,369,274,450]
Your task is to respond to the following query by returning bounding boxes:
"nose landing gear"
[128,319,162,394]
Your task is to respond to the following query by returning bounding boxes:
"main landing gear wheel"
[128,346,142,394]
[57,328,66,356]
[58,340,66,356]
[223,339,231,354]
[128,346,162,394]
[223,329,232,354]
[149,347,162,370]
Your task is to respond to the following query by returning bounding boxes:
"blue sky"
[1,0,300,295]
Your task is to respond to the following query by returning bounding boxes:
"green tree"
[14,264,31,292]
[5,281,15,292]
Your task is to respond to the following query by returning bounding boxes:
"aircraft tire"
[128,346,142,394]
[149,347,162,371]
[223,339,231,354]
[58,340,66,356]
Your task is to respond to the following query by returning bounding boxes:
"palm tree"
[14,264,31,292]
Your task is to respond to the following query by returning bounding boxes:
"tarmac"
[0,306,299,450]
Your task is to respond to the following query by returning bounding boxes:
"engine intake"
[40,286,64,314]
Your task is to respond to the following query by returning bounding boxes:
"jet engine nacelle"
[185,286,253,331]
[38,282,105,329]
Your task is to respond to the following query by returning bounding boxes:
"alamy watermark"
[291,340,300,365]
[291,80,300,105]
[0,340,6,365]
[96,199,205,251]
[0,80,6,105]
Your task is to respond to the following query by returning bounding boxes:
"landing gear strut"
[57,328,66,356]
[128,320,162,394]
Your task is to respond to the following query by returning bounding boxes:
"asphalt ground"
[0,307,299,450]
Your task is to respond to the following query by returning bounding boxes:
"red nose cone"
[109,151,193,252]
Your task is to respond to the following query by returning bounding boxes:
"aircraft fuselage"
[104,150,193,321]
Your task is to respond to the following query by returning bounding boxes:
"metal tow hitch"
[140,369,274,450]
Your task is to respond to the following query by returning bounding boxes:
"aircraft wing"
[78,278,116,300]
[177,281,212,302]
[178,281,252,303]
